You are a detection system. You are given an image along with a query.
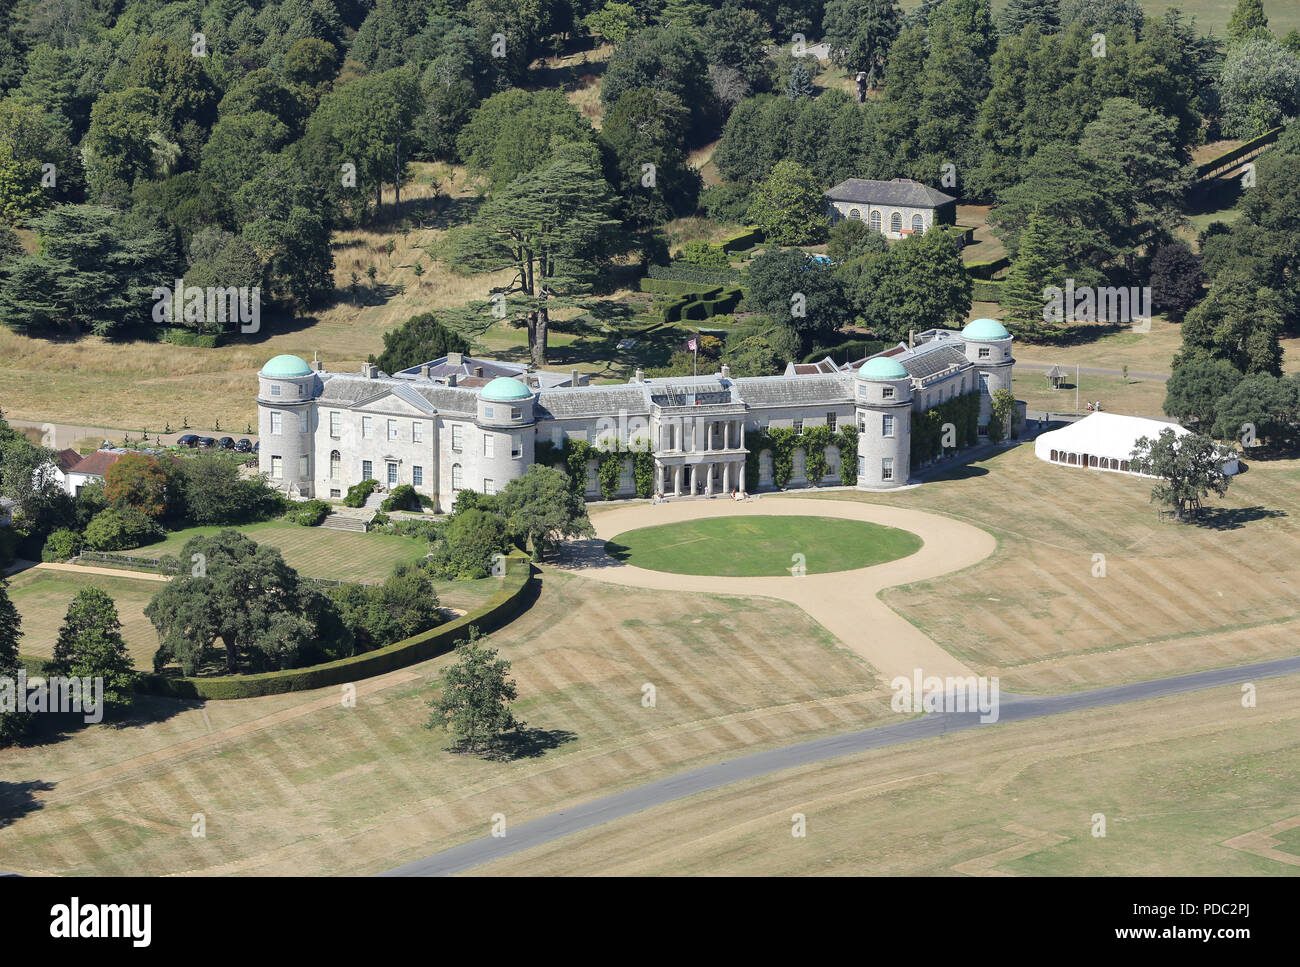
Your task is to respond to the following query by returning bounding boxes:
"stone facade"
[256,325,1015,509]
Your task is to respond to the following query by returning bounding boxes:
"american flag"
[687,338,697,352]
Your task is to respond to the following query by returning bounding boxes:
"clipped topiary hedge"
[720,227,763,253]
[972,279,1006,303]
[966,257,1010,280]
[638,277,721,296]
[125,551,535,700]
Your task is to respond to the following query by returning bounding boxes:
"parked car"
[252,440,260,453]
[217,436,235,450]
[176,434,199,448]
[234,438,252,453]
[196,437,216,449]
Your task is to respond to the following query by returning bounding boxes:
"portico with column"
[650,403,748,496]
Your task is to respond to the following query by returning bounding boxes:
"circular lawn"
[604,515,922,577]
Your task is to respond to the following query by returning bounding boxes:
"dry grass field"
[813,446,1300,694]
[479,673,1300,875]
[1013,371,1169,418]
[0,571,893,875]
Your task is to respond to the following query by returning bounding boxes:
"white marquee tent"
[1034,412,1239,477]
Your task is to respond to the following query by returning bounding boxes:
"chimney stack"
[419,364,430,379]
[571,369,580,387]
[313,359,323,372]
[473,365,484,378]
[720,364,731,379]
[634,368,644,383]
[448,373,458,387]
[447,352,463,366]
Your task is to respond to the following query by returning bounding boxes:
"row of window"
[268,384,309,398]
[846,210,925,234]
[857,455,896,480]
[269,412,308,435]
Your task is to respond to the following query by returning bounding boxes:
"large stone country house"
[256,320,1016,510]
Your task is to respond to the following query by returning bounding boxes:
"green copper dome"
[481,376,533,401]
[858,356,909,380]
[961,318,1011,341]
[260,354,312,378]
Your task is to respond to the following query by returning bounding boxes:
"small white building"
[1034,412,1240,477]
[824,178,957,239]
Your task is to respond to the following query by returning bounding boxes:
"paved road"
[1016,360,1170,382]
[5,418,258,450]
[382,655,1300,876]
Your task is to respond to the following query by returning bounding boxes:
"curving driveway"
[550,496,996,683]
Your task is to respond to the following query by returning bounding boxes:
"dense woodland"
[0,0,1295,419]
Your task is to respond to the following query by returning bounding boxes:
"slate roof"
[733,375,854,407]
[896,343,969,380]
[824,178,957,208]
[536,385,651,419]
[318,374,478,415]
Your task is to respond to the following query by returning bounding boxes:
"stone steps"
[320,513,369,533]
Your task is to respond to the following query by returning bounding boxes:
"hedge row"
[1195,126,1284,179]
[163,329,223,348]
[662,286,743,323]
[720,227,763,253]
[966,257,1009,280]
[972,279,1006,303]
[646,262,740,285]
[638,277,720,296]
[119,551,534,700]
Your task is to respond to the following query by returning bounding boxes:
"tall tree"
[840,227,972,341]
[747,160,827,244]
[0,578,29,745]
[451,143,619,366]
[1226,0,1269,45]
[1128,429,1233,521]
[426,630,523,754]
[1176,272,1285,376]
[0,204,174,338]
[823,0,901,86]
[370,312,471,373]
[497,465,595,560]
[1163,358,1243,428]
[52,587,136,710]
[145,530,324,675]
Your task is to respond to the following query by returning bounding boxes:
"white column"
[723,421,730,449]
[705,462,714,495]
[722,461,731,493]
[655,461,664,494]
[673,465,682,496]
[704,420,711,452]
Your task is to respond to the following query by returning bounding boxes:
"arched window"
[1050,449,1058,462]
[911,214,923,233]
[849,208,861,219]
[451,463,462,489]
[869,210,882,232]
[890,212,902,234]
[329,450,340,480]
[1121,460,1130,472]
